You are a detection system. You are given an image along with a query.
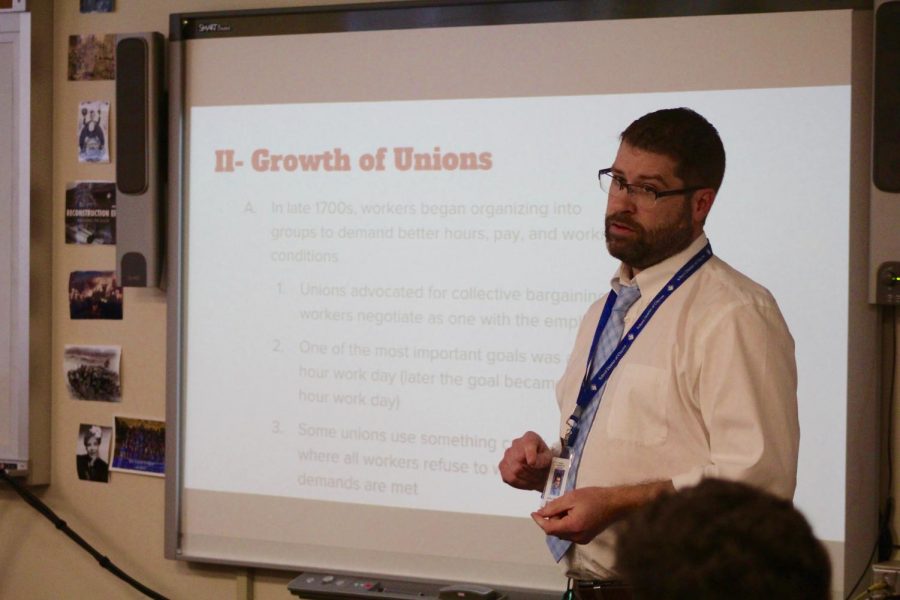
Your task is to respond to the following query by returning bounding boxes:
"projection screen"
[167,2,861,593]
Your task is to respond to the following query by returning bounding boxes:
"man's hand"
[498,431,553,491]
[531,481,674,543]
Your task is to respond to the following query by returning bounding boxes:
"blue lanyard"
[563,242,713,449]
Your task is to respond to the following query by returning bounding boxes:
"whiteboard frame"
[0,11,30,473]
[163,2,877,596]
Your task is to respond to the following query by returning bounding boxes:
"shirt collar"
[611,233,710,304]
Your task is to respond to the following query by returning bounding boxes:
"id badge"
[540,455,571,507]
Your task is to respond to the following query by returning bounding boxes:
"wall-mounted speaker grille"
[874,1,900,193]
[115,32,164,288]
[116,37,149,196]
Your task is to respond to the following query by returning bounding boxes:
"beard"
[605,201,695,271]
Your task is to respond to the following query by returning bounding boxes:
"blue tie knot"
[614,284,641,313]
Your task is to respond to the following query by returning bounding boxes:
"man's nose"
[606,190,637,214]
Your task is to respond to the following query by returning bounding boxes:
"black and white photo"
[64,344,122,402]
[77,101,110,163]
[76,423,112,483]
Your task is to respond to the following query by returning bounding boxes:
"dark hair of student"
[614,478,831,600]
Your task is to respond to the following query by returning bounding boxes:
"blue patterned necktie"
[546,283,641,562]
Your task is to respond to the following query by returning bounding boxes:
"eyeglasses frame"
[598,168,704,202]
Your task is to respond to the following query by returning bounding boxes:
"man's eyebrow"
[635,174,668,186]
[609,167,669,186]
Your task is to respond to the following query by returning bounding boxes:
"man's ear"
[693,188,716,225]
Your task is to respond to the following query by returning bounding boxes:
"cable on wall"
[0,467,169,600]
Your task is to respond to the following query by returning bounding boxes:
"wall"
[0,1,896,599]
[1,2,364,599]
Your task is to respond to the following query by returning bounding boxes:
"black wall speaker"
[115,32,165,287]
[874,1,900,193]
[871,2,900,303]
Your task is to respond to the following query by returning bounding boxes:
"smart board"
[166,2,867,593]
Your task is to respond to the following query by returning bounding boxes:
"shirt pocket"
[604,363,669,445]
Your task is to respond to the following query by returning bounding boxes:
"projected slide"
[183,87,849,534]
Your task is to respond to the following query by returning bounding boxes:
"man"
[614,478,830,600]
[498,108,799,593]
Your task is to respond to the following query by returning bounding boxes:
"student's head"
[614,478,831,600]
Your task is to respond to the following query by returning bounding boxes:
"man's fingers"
[531,511,574,539]
[535,494,569,518]
[530,512,552,533]
[525,444,552,470]
[498,432,552,491]
[523,443,538,466]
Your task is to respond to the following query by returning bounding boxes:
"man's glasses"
[598,168,702,205]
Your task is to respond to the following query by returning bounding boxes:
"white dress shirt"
[555,233,799,579]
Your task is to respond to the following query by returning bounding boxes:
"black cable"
[0,468,169,600]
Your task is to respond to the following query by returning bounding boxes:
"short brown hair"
[621,108,726,192]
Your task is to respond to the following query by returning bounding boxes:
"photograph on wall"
[68,270,123,320]
[64,344,122,402]
[65,181,116,244]
[76,423,112,483]
[67,34,115,81]
[111,416,165,476]
[77,101,110,163]
[80,0,114,13]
